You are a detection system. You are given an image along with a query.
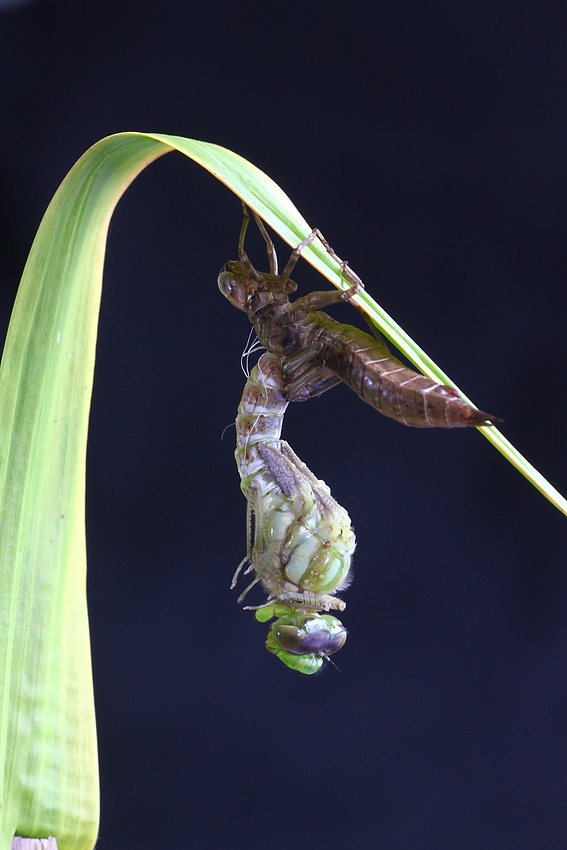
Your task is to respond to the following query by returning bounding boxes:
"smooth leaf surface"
[0,130,564,850]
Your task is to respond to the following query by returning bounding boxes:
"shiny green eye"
[272,624,306,653]
[263,608,347,674]
[273,620,346,656]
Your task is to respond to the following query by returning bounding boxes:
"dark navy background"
[1,1,566,848]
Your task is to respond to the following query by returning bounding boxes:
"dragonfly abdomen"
[235,354,288,496]
[316,319,498,428]
[234,353,354,612]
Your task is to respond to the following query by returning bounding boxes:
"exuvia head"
[218,261,298,316]
[256,604,347,675]
[217,262,252,312]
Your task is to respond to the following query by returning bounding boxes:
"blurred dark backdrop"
[1,1,566,848]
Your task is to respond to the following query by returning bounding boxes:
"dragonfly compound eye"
[325,628,348,655]
[273,624,314,655]
[262,609,347,674]
[272,615,347,657]
[217,267,248,311]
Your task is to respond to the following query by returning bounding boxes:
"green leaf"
[0,131,564,849]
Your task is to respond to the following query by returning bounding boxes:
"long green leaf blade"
[0,134,167,849]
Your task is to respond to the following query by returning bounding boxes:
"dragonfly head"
[256,605,347,675]
[219,262,298,315]
[218,262,252,311]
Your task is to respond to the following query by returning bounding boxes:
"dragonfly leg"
[362,314,389,346]
[251,211,278,275]
[248,479,270,565]
[243,593,345,613]
[316,233,366,298]
[291,262,364,312]
[293,288,347,311]
[282,344,342,401]
[243,597,281,612]
[279,229,321,286]
[246,208,362,305]
[275,591,346,612]
[230,554,252,590]
[237,575,261,604]
[295,288,357,314]
[286,367,342,402]
[237,203,264,282]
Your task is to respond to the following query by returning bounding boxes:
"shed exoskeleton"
[219,206,500,428]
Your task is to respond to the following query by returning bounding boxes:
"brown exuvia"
[218,206,500,429]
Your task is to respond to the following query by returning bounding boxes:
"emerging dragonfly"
[219,206,500,428]
[234,351,355,674]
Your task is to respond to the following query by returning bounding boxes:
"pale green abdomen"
[265,503,354,595]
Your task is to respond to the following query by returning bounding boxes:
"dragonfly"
[218,205,500,428]
[234,351,355,674]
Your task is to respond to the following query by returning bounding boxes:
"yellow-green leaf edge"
[0,132,564,850]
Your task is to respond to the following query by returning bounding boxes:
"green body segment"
[280,510,352,593]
